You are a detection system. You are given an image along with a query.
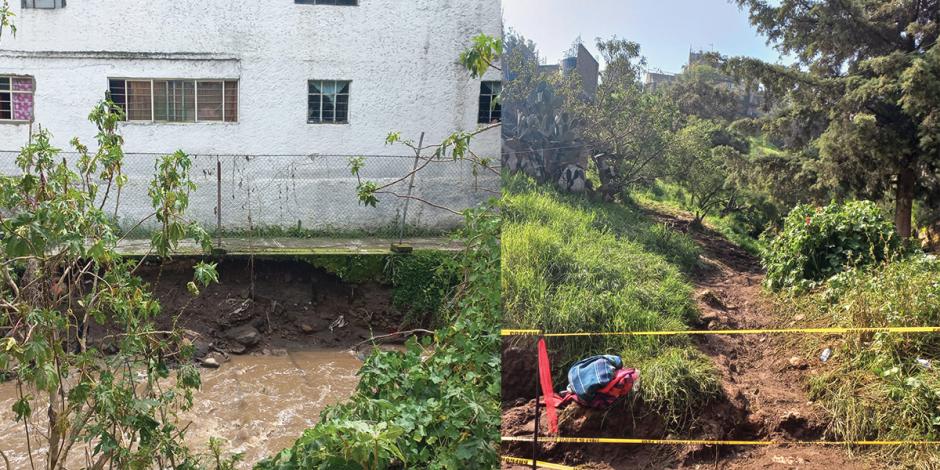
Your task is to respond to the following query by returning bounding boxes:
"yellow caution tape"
[501,455,579,469]
[501,326,940,337]
[502,436,940,446]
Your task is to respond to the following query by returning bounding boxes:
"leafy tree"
[731,0,940,238]
[500,29,542,119]
[664,61,751,123]
[667,118,749,225]
[563,38,678,196]
[0,102,221,469]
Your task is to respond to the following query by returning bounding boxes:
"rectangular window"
[295,0,357,5]
[108,79,238,123]
[308,80,350,124]
[0,75,35,123]
[478,81,501,124]
[22,0,65,8]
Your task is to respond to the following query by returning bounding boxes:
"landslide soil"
[501,211,873,469]
[89,258,404,359]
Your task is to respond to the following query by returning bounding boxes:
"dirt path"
[652,212,870,469]
[502,211,873,469]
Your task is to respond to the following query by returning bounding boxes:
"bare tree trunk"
[895,166,915,238]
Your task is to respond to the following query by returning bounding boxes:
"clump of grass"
[632,348,722,430]
[780,254,940,465]
[502,174,719,430]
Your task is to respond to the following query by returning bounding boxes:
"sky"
[502,0,793,74]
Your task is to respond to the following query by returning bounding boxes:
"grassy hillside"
[502,175,719,429]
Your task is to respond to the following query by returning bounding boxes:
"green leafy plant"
[763,201,903,290]
[0,102,219,469]
[257,206,501,470]
[386,251,460,328]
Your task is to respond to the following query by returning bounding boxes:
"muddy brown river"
[0,349,363,468]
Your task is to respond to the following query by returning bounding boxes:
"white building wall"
[0,0,502,231]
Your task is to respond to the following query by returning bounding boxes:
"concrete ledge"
[115,237,464,257]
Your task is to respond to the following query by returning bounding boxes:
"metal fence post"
[216,155,222,247]
[399,132,425,243]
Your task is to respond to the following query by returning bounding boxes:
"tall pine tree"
[732,0,939,237]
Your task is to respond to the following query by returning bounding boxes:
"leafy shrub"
[763,201,902,290]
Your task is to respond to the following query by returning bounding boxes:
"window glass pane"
[223,81,238,122]
[335,94,349,122]
[154,80,195,122]
[308,94,322,122]
[0,91,11,120]
[478,95,491,123]
[108,79,127,114]
[308,80,350,124]
[197,81,223,121]
[12,90,33,122]
[125,81,152,121]
[32,0,57,8]
[0,77,9,91]
[478,81,501,124]
[11,78,31,92]
[322,94,335,122]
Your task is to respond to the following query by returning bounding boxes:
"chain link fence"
[0,151,500,235]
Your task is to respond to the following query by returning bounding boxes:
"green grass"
[631,179,765,256]
[778,254,940,466]
[118,220,449,241]
[502,174,720,429]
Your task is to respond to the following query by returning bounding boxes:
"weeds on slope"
[502,175,719,431]
[777,254,940,466]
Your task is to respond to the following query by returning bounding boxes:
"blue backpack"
[558,355,639,409]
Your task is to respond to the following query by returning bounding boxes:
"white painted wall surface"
[0,0,502,231]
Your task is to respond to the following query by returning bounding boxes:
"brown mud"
[501,211,872,469]
[90,258,404,358]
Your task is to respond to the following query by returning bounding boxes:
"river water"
[0,349,364,468]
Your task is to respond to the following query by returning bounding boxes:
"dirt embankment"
[89,258,403,365]
[501,212,872,469]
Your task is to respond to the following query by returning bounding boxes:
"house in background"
[0,0,502,232]
[643,69,677,91]
[539,41,599,99]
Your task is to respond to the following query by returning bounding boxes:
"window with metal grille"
[0,75,35,123]
[308,80,350,124]
[295,0,357,5]
[108,79,238,123]
[22,0,65,9]
[478,81,501,124]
